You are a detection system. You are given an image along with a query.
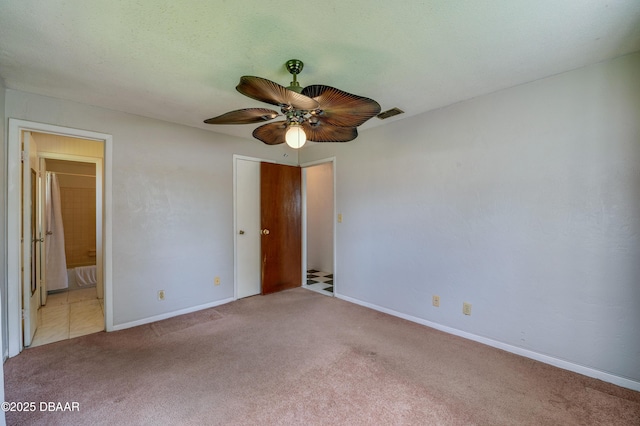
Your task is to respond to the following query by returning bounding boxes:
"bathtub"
[67,265,97,290]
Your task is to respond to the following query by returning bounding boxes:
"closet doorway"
[302,158,336,297]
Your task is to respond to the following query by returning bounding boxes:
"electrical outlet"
[158,290,165,301]
[463,302,472,315]
[432,295,440,307]
[214,276,221,286]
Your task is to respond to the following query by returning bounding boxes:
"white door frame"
[22,131,39,347]
[300,157,337,295]
[7,119,113,357]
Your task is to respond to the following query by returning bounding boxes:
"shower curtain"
[46,172,68,291]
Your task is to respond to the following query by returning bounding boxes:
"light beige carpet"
[4,288,640,425]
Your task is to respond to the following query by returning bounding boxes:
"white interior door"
[22,131,41,347]
[236,158,261,299]
[39,158,48,306]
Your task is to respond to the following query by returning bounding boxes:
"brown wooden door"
[260,162,302,294]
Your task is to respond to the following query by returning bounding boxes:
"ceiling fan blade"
[204,108,279,124]
[237,76,319,110]
[302,122,358,142]
[302,85,381,128]
[252,121,288,145]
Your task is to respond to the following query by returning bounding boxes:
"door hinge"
[21,309,25,320]
[20,151,25,163]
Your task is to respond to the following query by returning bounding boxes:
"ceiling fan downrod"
[285,59,304,93]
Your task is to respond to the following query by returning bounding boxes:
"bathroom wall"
[47,160,97,268]
[31,132,104,157]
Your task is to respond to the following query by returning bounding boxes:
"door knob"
[239,230,245,235]
[261,229,270,235]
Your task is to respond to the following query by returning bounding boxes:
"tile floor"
[305,270,334,296]
[29,287,104,348]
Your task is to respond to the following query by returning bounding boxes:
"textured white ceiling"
[1,0,639,141]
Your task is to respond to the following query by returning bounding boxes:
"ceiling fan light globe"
[285,125,307,149]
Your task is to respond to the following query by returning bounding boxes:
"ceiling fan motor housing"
[285,59,304,75]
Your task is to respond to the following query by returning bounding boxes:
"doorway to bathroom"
[34,153,104,346]
[6,119,111,357]
[29,133,105,347]
[302,158,336,297]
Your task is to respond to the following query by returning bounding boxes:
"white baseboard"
[336,293,640,392]
[111,297,234,331]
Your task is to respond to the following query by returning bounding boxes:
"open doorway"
[233,155,335,300]
[7,119,112,357]
[302,158,336,297]
[30,153,104,347]
[234,155,303,299]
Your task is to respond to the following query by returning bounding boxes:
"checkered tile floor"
[305,270,334,296]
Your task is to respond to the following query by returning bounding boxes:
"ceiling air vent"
[376,107,404,120]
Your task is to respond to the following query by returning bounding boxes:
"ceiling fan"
[204,59,381,148]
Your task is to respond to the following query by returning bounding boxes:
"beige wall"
[32,133,103,158]
[60,185,96,268]
[39,145,99,269]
